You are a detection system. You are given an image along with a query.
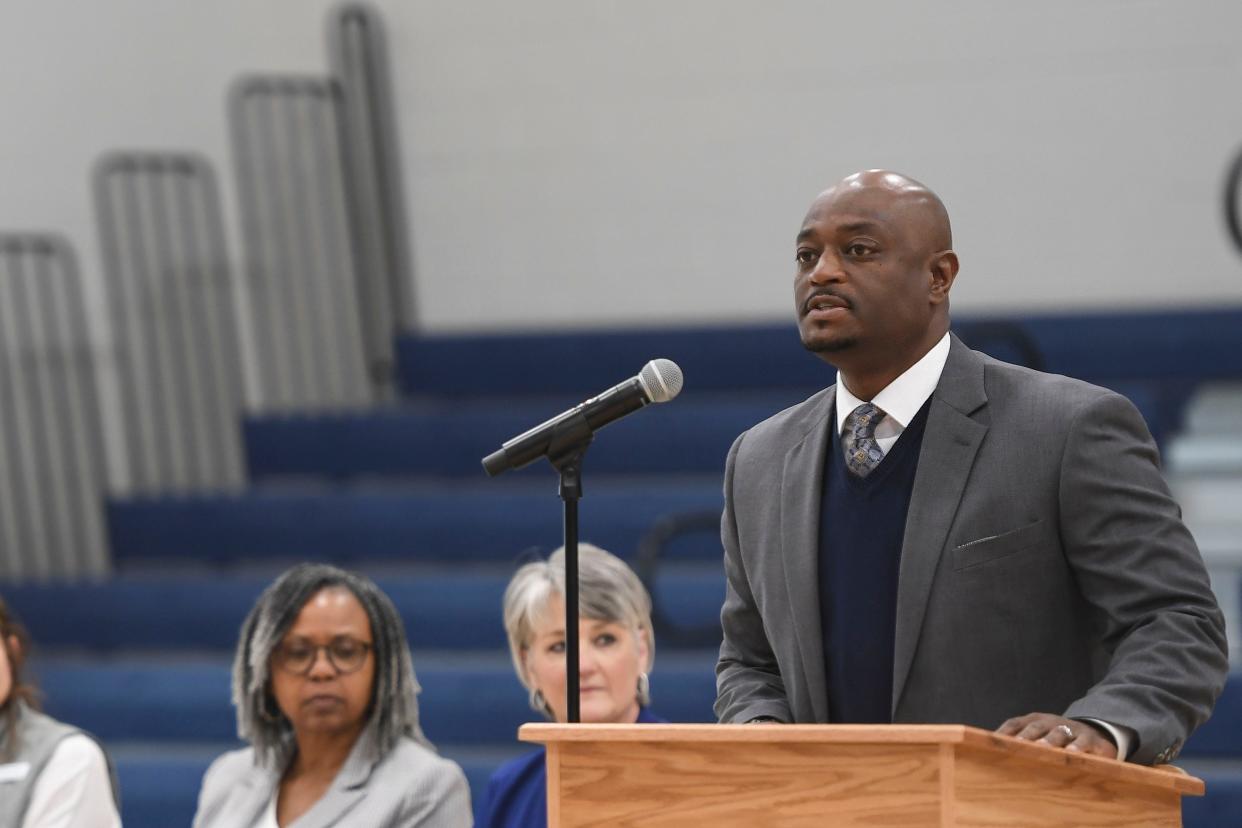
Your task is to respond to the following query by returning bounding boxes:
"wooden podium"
[519,723,1203,827]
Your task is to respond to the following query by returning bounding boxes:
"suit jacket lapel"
[218,760,278,827]
[291,733,375,828]
[780,386,834,722]
[891,335,988,714]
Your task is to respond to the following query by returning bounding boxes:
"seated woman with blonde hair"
[193,563,471,827]
[478,543,663,828]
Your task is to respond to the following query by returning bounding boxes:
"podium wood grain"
[520,724,1200,827]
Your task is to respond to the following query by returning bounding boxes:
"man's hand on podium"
[996,713,1118,759]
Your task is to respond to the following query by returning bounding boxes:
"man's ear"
[928,249,959,305]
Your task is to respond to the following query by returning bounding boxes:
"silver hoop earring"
[637,672,650,706]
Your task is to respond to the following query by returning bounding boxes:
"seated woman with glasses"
[478,544,663,828]
[193,563,471,828]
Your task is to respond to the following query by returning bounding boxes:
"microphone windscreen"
[639,358,683,403]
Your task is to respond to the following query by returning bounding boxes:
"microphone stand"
[544,410,594,724]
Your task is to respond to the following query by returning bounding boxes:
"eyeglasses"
[272,636,373,676]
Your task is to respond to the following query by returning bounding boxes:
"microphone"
[482,359,683,476]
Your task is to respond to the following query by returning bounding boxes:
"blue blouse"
[477,708,665,828]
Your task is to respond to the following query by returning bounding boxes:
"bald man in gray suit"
[715,170,1227,766]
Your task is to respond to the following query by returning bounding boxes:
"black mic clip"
[546,409,593,500]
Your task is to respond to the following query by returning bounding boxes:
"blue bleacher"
[1181,769,1242,828]
[32,653,717,746]
[105,483,723,565]
[9,308,1242,825]
[244,309,1242,485]
[32,651,717,823]
[3,569,725,653]
[396,309,1242,397]
[243,393,805,481]
[112,749,218,828]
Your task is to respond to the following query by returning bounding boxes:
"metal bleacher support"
[0,235,109,580]
[94,152,246,495]
[229,74,373,413]
[329,2,414,391]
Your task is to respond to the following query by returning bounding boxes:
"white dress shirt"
[257,795,280,828]
[835,332,951,453]
[22,735,120,828]
[833,332,1133,761]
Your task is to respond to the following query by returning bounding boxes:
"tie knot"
[845,403,885,439]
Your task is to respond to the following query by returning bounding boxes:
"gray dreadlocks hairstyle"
[231,563,430,769]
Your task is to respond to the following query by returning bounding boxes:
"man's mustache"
[802,288,853,314]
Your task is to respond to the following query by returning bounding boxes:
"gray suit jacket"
[715,334,1228,765]
[193,733,472,827]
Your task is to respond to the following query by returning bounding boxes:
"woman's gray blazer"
[193,733,472,827]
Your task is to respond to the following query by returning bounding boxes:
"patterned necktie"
[842,403,886,478]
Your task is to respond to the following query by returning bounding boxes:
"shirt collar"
[835,332,951,434]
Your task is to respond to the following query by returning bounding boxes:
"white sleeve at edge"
[22,735,120,828]
[1078,717,1133,762]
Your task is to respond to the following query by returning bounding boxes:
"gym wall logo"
[1227,148,1242,259]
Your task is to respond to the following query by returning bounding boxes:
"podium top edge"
[519,722,973,745]
[517,723,1204,795]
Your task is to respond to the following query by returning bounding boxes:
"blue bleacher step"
[243,392,808,481]
[49,657,1236,755]
[5,564,725,652]
[396,324,824,397]
[1179,760,1242,828]
[393,310,1242,444]
[34,650,720,746]
[395,310,1242,399]
[107,480,724,565]
[110,743,224,828]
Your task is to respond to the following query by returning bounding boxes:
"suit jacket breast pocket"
[952,519,1048,571]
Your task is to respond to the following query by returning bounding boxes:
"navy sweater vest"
[819,399,931,723]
